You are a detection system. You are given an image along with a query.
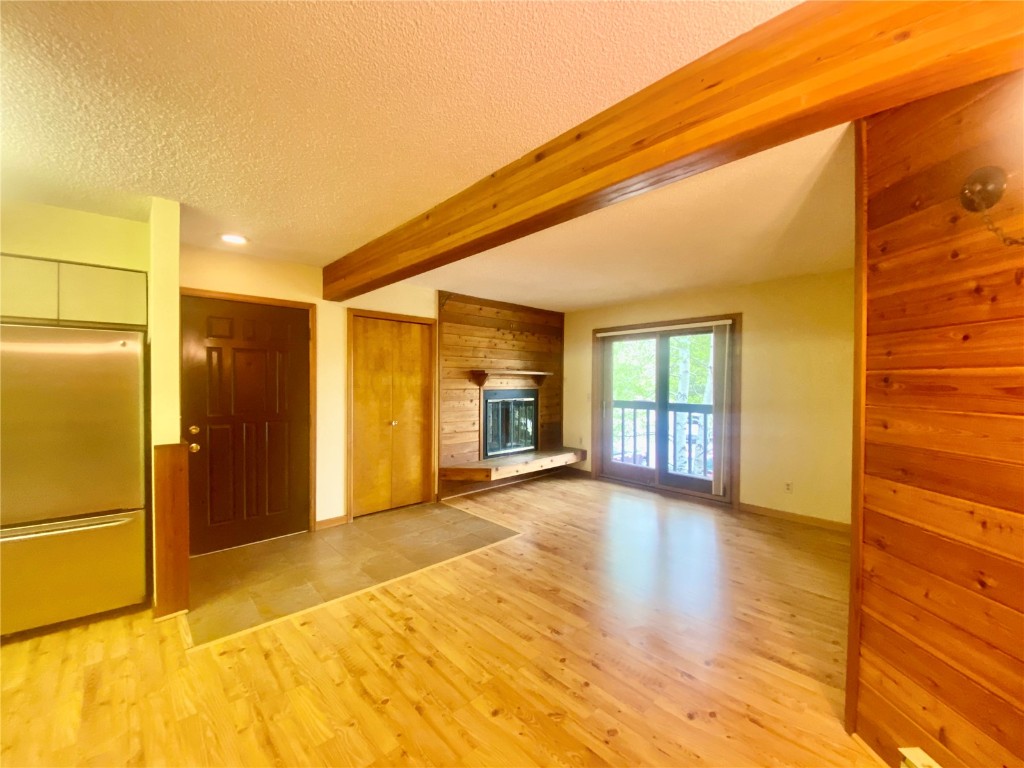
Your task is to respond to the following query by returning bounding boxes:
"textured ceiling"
[1,0,799,266]
[409,124,855,311]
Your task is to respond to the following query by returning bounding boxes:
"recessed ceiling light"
[220,233,248,245]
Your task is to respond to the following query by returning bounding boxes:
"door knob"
[390,420,399,426]
[188,443,201,453]
[188,425,200,435]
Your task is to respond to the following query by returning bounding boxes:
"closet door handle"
[390,420,399,426]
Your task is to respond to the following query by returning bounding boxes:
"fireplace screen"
[483,389,538,458]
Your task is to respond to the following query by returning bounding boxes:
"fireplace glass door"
[483,389,538,458]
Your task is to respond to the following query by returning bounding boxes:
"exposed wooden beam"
[323,1,1024,302]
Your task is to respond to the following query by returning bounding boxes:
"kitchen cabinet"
[59,263,147,325]
[0,255,146,325]
[1,255,59,319]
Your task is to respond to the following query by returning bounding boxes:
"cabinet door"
[0,255,58,320]
[59,263,147,325]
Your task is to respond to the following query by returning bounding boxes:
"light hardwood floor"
[0,475,876,766]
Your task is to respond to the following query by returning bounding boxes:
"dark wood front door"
[181,295,311,555]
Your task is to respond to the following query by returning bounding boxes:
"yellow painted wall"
[148,198,181,445]
[179,246,437,522]
[0,200,149,270]
[564,269,854,523]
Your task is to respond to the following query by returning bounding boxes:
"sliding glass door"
[601,320,733,500]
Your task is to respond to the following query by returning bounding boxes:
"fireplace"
[482,388,538,458]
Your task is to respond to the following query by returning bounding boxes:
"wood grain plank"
[866,263,1024,334]
[856,682,966,768]
[863,508,1024,611]
[154,442,189,617]
[863,475,1024,562]
[865,442,1024,513]
[862,582,1024,709]
[864,368,1024,415]
[859,651,1016,768]
[865,317,1024,370]
[862,543,1023,660]
[322,3,1024,301]
[860,612,1023,756]
[864,406,1024,463]
[865,70,1024,196]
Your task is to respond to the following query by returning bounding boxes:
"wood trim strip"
[153,442,189,618]
[737,502,851,533]
[180,287,319,531]
[314,516,346,531]
[180,286,315,311]
[347,307,438,327]
[846,116,869,733]
[322,2,1024,301]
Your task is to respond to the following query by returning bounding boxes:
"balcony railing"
[610,400,713,479]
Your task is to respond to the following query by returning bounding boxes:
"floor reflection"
[601,488,722,624]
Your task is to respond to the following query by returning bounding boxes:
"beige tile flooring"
[187,502,516,645]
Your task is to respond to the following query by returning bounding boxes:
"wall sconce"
[959,166,1023,246]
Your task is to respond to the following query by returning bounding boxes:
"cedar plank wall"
[438,292,564,498]
[853,72,1024,767]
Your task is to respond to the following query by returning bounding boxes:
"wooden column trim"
[322,2,1024,301]
[153,442,189,618]
[845,118,869,733]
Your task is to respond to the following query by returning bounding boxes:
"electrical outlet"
[784,481,794,493]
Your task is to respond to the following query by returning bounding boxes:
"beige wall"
[564,269,854,523]
[0,200,150,270]
[179,246,437,522]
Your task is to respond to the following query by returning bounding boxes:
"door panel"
[658,330,715,494]
[603,336,657,485]
[351,316,395,516]
[182,296,310,554]
[391,321,432,508]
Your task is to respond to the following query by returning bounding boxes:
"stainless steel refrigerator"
[1,324,147,635]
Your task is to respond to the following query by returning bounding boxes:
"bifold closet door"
[350,315,432,517]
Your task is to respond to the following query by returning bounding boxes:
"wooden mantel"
[322,2,1023,301]
[469,369,553,387]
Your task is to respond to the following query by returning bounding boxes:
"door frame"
[591,313,742,509]
[346,308,437,523]
[180,288,318,531]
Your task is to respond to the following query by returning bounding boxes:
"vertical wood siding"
[437,292,564,498]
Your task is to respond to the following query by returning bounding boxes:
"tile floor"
[187,502,516,645]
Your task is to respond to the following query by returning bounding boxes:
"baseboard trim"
[738,502,850,532]
[314,515,347,530]
[557,466,591,479]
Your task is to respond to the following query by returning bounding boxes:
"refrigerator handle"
[1,517,132,543]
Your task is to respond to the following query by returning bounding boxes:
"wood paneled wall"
[851,72,1024,767]
[438,292,564,497]
[153,442,189,618]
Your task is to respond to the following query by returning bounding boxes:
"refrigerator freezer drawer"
[0,510,146,635]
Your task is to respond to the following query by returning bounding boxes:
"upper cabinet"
[58,263,147,325]
[1,256,59,319]
[1,255,147,326]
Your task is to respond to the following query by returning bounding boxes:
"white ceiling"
[0,1,853,312]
